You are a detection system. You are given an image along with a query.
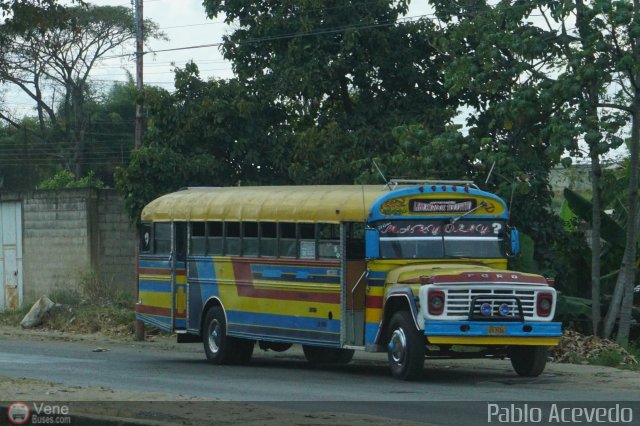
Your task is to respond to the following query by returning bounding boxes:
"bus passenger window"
[225,222,241,255]
[260,222,277,257]
[279,222,297,258]
[190,222,206,255]
[154,223,171,254]
[318,223,340,259]
[243,222,258,256]
[299,223,316,259]
[140,223,152,253]
[207,222,223,255]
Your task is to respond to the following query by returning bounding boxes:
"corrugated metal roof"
[141,185,390,223]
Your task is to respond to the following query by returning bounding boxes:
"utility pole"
[134,0,144,148]
[134,0,145,341]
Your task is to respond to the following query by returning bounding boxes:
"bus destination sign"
[409,199,477,213]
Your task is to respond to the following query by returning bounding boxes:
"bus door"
[171,222,187,331]
[342,223,367,347]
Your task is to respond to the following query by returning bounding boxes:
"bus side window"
[207,221,223,255]
[225,222,241,255]
[140,223,152,253]
[279,222,297,258]
[243,222,258,256]
[260,222,277,257]
[299,223,316,259]
[190,222,206,255]
[154,223,171,254]
[318,223,340,259]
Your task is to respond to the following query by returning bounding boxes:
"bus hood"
[385,262,550,287]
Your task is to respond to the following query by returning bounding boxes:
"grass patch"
[588,349,625,367]
[1,271,137,337]
[0,305,31,326]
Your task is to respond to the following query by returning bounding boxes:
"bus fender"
[200,296,226,336]
[377,288,420,345]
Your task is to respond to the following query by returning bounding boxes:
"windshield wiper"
[450,201,487,224]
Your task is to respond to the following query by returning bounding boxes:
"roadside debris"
[551,330,638,366]
[20,296,56,329]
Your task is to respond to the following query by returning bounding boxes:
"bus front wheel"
[387,311,425,381]
[203,306,253,365]
[510,345,548,377]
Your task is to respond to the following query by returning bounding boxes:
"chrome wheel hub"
[389,328,407,365]
[208,319,221,354]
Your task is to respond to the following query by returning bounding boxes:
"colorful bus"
[136,181,561,380]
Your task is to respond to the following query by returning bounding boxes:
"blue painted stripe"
[227,310,341,333]
[252,272,340,284]
[136,313,186,331]
[424,321,562,337]
[365,322,380,345]
[139,281,171,292]
[252,265,339,275]
[230,324,339,345]
[139,259,186,269]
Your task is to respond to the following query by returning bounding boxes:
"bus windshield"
[375,219,505,259]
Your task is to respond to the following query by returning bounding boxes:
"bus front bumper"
[424,320,562,346]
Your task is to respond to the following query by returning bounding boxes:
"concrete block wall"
[96,190,136,295]
[23,190,92,300]
[21,188,136,302]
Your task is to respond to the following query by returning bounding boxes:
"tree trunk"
[604,104,640,343]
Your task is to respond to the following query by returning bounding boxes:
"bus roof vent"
[385,179,479,190]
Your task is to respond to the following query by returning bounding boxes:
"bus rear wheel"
[302,345,355,364]
[387,311,425,381]
[203,306,253,365]
[510,346,548,377]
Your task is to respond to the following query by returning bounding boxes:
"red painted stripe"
[136,304,186,318]
[232,261,340,304]
[366,295,383,309]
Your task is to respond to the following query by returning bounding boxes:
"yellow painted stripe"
[140,291,170,308]
[427,336,560,346]
[365,308,382,323]
[139,291,187,312]
[139,274,187,284]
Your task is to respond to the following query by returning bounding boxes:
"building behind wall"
[0,188,136,311]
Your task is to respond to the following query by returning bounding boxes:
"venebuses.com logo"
[6,402,30,425]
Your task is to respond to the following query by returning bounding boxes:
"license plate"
[488,325,506,335]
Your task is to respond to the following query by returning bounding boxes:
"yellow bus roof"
[141,186,390,223]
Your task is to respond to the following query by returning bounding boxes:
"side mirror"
[365,228,380,259]
[509,227,520,257]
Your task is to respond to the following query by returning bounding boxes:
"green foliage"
[564,188,626,248]
[116,64,291,220]
[37,170,105,190]
[555,295,593,330]
[588,350,625,367]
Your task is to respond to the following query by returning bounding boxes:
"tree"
[203,0,456,184]
[116,63,291,220]
[0,4,164,177]
[429,0,638,344]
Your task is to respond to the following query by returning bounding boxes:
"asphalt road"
[1,332,639,425]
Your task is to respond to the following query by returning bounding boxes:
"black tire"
[510,346,548,377]
[202,306,254,365]
[302,345,355,364]
[387,311,425,381]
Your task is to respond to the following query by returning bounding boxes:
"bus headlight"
[428,290,445,315]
